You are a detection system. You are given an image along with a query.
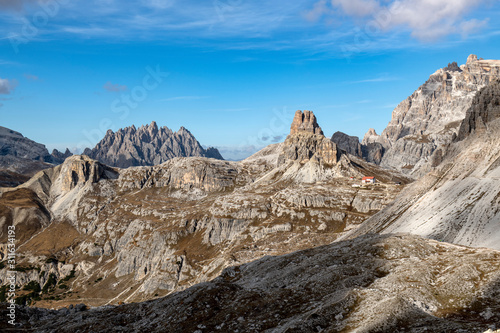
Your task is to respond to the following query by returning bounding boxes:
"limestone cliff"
[365,54,500,176]
[348,82,500,250]
[289,110,324,135]
[83,121,223,168]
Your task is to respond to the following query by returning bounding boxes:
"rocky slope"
[0,111,409,308]
[0,126,72,186]
[364,55,500,177]
[83,121,223,168]
[7,233,500,332]
[348,81,500,250]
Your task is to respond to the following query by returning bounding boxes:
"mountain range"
[83,121,224,168]
[1,54,500,332]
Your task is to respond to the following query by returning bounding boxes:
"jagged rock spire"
[290,110,324,136]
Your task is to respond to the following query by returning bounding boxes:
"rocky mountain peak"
[467,54,478,64]
[279,110,338,165]
[84,122,224,168]
[50,148,73,164]
[362,54,500,176]
[290,110,324,136]
[362,128,379,145]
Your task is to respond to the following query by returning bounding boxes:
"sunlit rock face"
[364,54,500,177]
[84,121,223,168]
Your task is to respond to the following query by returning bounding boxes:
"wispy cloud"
[0,0,496,59]
[24,73,39,81]
[307,0,490,41]
[103,81,127,92]
[0,0,37,11]
[346,76,399,84]
[158,96,210,102]
[0,78,18,95]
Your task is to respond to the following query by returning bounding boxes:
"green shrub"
[42,274,57,293]
[23,281,41,293]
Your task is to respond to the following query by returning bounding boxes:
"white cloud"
[0,0,36,11]
[331,0,381,17]
[304,0,331,22]
[460,18,489,37]
[0,78,17,95]
[308,0,489,41]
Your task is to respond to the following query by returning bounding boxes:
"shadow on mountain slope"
[2,233,499,333]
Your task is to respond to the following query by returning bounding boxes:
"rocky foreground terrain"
[4,233,500,332]
[83,121,224,168]
[0,111,408,310]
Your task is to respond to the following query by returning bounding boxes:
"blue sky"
[1,0,500,160]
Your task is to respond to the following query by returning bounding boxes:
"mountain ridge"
[363,54,500,177]
[0,126,72,187]
[83,121,224,168]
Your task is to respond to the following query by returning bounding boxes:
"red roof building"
[362,176,376,184]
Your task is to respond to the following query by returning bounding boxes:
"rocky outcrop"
[279,110,339,166]
[364,54,500,176]
[83,121,224,168]
[331,131,362,157]
[57,155,118,193]
[290,110,324,135]
[361,143,384,164]
[204,147,224,160]
[278,133,339,166]
[456,79,500,141]
[361,128,379,145]
[16,234,500,333]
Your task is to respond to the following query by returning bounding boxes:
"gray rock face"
[84,121,223,168]
[290,110,324,135]
[278,132,340,166]
[0,126,51,162]
[456,79,500,141]
[0,126,72,185]
[331,131,362,157]
[365,55,500,177]
[279,110,340,166]
[349,113,500,250]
